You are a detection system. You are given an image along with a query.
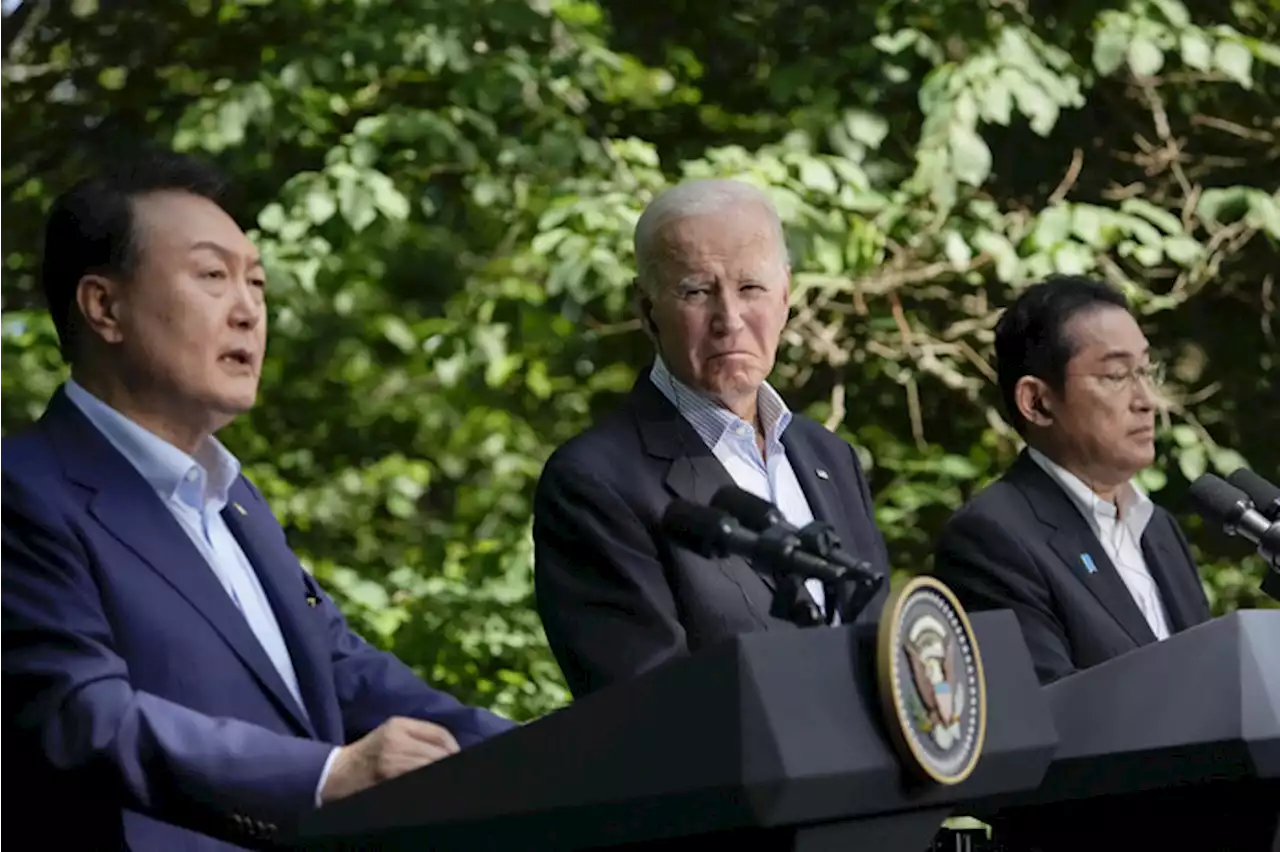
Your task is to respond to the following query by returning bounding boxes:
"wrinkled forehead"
[1064,304,1149,365]
[653,207,785,281]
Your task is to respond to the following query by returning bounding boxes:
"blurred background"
[2,0,1276,722]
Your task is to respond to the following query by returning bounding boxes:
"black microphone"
[1226,468,1280,522]
[1188,474,1280,568]
[660,500,848,584]
[709,485,881,584]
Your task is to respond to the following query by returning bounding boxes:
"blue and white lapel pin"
[1080,552,1098,575]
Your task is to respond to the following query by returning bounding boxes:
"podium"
[292,610,1055,851]
[975,610,1280,852]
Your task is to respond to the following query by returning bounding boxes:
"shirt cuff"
[314,746,342,808]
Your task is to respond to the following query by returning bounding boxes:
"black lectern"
[291,611,1055,851]
[980,610,1280,852]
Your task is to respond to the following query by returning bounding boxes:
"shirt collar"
[649,356,793,450]
[1027,446,1153,534]
[63,378,241,511]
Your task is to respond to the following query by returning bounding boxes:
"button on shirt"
[649,358,833,618]
[1028,448,1171,640]
[64,379,339,802]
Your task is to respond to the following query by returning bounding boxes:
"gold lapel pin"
[816,468,830,480]
[233,502,248,516]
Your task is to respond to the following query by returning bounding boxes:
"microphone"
[660,500,849,584]
[1188,474,1280,569]
[709,485,882,585]
[1226,468,1280,522]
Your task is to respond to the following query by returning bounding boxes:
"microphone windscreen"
[660,500,737,558]
[1226,468,1280,519]
[710,485,785,532]
[1188,473,1251,525]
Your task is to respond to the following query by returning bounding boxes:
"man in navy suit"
[533,180,890,698]
[2,152,516,850]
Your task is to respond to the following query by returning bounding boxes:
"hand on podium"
[321,717,461,804]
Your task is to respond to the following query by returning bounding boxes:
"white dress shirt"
[65,379,340,803]
[649,358,834,619]
[1028,447,1172,640]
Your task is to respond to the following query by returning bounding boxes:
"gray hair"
[633,179,788,295]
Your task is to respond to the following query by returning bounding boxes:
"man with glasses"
[931,276,1210,684]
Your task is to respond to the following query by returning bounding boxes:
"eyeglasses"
[1074,362,1167,393]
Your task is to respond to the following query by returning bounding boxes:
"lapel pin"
[233,502,247,516]
[306,595,319,608]
[816,468,830,480]
[1080,553,1098,575]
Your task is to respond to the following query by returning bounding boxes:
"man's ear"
[633,279,657,340]
[75,274,125,344]
[1014,376,1054,428]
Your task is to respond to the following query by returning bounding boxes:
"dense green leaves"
[3,0,1276,720]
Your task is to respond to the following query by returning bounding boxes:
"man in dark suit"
[533,179,890,699]
[932,276,1211,684]
[2,153,515,851]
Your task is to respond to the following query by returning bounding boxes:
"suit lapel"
[222,484,342,742]
[1140,519,1201,632]
[630,376,779,619]
[1011,453,1157,647]
[780,429,850,543]
[46,392,316,736]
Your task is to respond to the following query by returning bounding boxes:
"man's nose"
[228,281,263,329]
[711,293,746,334]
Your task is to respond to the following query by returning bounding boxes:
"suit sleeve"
[844,442,891,621]
[533,451,685,698]
[234,480,516,746]
[312,585,515,745]
[931,506,1076,684]
[1,471,332,847]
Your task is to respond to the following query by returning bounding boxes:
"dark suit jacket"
[533,374,890,698]
[931,450,1211,684]
[2,390,515,852]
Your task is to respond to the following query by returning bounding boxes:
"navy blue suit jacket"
[2,390,514,851]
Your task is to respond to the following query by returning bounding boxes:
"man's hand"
[320,716,460,804]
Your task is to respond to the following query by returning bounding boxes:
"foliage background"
[3,0,1276,721]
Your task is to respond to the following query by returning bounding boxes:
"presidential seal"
[876,575,986,786]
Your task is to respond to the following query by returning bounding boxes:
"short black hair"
[40,149,231,363]
[994,275,1131,434]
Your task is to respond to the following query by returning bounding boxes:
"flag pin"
[816,468,830,480]
[1080,553,1098,574]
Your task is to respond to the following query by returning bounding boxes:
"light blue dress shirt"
[64,379,339,803]
[649,358,832,616]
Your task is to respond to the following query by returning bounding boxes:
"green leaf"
[943,231,972,268]
[1136,466,1168,493]
[1214,40,1254,87]
[949,127,992,188]
[380,317,417,354]
[1093,22,1130,75]
[1051,242,1094,275]
[1163,235,1203,265]
[1121,198,1184,235]
[799,159,838,195]
[844,110,889,149]
[1128,37,1165,77]
[1210,448,1248,476]
[305,187,337,225]
[1179,31,1213,71]
[1171,424,1199,447]
[1177,444,1208,483]
[1152,0,1190,27]
[1245,192,1280,237]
